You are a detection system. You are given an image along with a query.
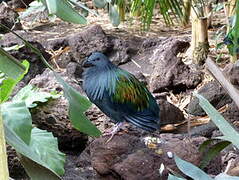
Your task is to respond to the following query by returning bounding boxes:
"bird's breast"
[83,71,113,101]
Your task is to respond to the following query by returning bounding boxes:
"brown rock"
[222,102,239,126]
[227,156,239,176]
[7,0,34,8]
[158,98,185,126]
[7,145,27,179]
[38,25,140,69]
[223,61,239,89]
[149,39,202,93]
[0,3,21,33]
[68,25,110,62]
[187,80,232,116]
[77,133,216,180]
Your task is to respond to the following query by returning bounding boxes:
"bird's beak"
[82,60,94,68]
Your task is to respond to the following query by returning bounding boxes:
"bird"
[82,52,160,141]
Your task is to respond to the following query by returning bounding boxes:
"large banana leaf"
[4,123,63,180]
[2,88,66,179]
[42,0,87,24]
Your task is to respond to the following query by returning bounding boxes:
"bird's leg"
[104,122,124,143]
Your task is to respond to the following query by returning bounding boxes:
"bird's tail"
[125,113,159,132]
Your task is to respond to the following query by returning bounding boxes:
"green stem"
[0,105,9,180]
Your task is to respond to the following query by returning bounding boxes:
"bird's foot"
[103,122,124,143]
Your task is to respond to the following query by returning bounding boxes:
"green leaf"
[20,155,61,180]
[0,47,26,80]
[19,1,46,19]
[2,101,32,145]
[130,0,141,16]
[216,42,225,50]
[195,93,239,149]
[167,174,186,180]
[44,0,87,24]
[198,139,214,152]
[69,0,99,16]
[0,60,29,103]
[215,173,239,180]
[12,85,60,108]
[93,0,107,8]
[199,141,231,169]
[53,72,101,137]
[4,123,62,179]
[1,91,65,178]
[0,78,16,103]
[28,128,66,175]
[174,155,213,180]
[109,3,120,27]
[142,0,156,30]
[224,2,239,57]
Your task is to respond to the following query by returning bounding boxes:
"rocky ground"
[1,1,239,180]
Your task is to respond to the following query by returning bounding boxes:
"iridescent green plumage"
[112,70,150,111]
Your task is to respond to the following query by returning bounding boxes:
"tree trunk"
[191,9,209,65]
[205,1,213,28]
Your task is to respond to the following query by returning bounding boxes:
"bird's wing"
[110,70,159,131]
[112,70,150,112]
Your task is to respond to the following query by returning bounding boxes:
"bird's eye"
[95,58,100,61]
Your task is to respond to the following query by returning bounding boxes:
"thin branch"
[206,57,239,109]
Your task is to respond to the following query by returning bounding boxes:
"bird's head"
[83,52,111,69]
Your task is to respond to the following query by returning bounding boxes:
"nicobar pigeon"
[83,52,160,140]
